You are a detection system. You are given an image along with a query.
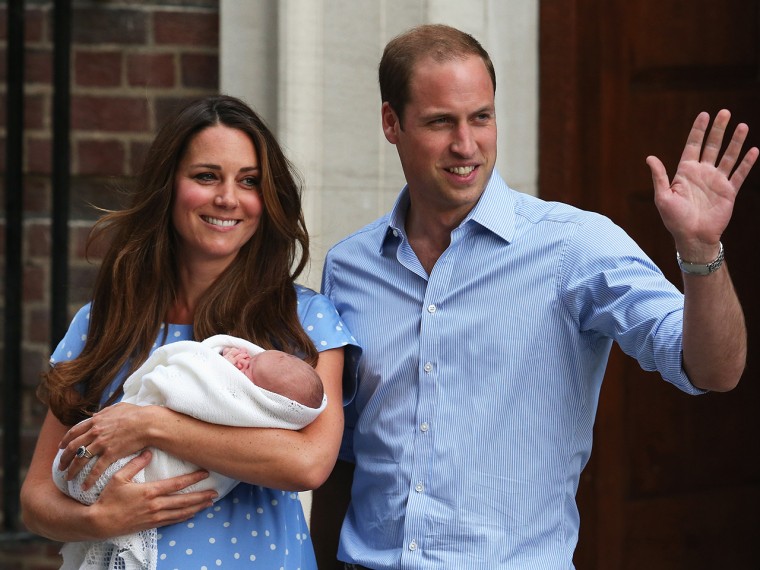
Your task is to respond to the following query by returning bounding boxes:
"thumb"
[646,155,670,195]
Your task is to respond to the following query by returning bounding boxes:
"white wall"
[221,0,539,291]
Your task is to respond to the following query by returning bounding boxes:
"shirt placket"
[399,227,462,569]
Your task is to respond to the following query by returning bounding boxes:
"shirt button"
[415,482,424,493]
[409,540,418,551]
[427,304,436,313]
[423,362,433,373]
[420,422,429,432]
[392,229,399,237]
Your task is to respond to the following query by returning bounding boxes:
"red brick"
[23,263,46,302]
[75,50,123,88]
[71,96,150,132]
[181,52,219,89]
[23,176,51,214]
[154,10,219,47]
[25,7,48,44]
[26,137,52,175]
[26,47,53,85]
[70,176,129,219]
[72,223,103,260]
[25,93,48,130]
[69,264,100,305]
[129,140,151,175]
[155,96,202,127]
[72,224,89,259]
[77,139,126,175]
[127,52,176,88]
[27,222,51,257]
[26,306,51,344]
[73,7,148,45]
[76,224,110,261]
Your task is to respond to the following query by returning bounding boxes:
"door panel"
[540,2,760,568]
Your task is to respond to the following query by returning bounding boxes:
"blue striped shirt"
[321,171,703,569]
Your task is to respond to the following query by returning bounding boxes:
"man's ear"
[381,102,401,144]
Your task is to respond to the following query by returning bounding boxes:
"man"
[312,24,757,569]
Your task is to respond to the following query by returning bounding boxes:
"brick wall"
[0,0,219,565]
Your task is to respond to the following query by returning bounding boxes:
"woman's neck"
[168,259,226,324]
[166,302,194,325]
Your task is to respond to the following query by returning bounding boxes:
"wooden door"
[540,2,760,568]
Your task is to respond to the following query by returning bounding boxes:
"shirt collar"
[380,169,516,252]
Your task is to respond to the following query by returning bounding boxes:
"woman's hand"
[21,410,216,542]
[87,450,217,537]
[58,403,159,490]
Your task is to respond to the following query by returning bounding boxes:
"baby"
[221,347,324,408]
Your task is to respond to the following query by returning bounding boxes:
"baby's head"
[248,350,324,409]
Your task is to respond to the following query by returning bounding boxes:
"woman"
[20,95,356,569]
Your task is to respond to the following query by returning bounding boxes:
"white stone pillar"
[219,0,279,127]
[220,0,539,280]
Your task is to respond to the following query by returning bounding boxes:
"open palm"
[647,109,758,257]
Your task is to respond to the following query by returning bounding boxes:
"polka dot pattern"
[49,287,358,569]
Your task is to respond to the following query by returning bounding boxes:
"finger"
[717,121,750,176]
[113,449,153,483]
[58,417,93,450]
[728,146,760,191]
[64,454,92,481]
[58,437,94,469]
[700,109,731,165]
[152,493,217,527]
[679,111,711,164]
[152,468,213,496]
[78,456,106,490]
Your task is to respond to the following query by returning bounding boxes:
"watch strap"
[677,241,724,276]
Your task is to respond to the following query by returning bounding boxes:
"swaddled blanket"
[53,334,326,570]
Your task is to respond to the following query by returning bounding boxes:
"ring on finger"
[76,445,94,459]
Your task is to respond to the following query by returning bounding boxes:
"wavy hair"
[42,95,317,425]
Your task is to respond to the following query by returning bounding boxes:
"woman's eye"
[194,172,216,182]
[241,176,260,188]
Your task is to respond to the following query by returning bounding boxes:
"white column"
[276,0,325,286]
[219,0,279,127]
[219,0,539,283]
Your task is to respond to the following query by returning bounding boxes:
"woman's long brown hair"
[41,95,317,426]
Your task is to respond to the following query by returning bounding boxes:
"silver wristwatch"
[676,241,724,276]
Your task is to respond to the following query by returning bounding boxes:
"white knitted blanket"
[53,334,326,570]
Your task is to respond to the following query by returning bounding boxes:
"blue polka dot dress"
[50,286,358,569]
